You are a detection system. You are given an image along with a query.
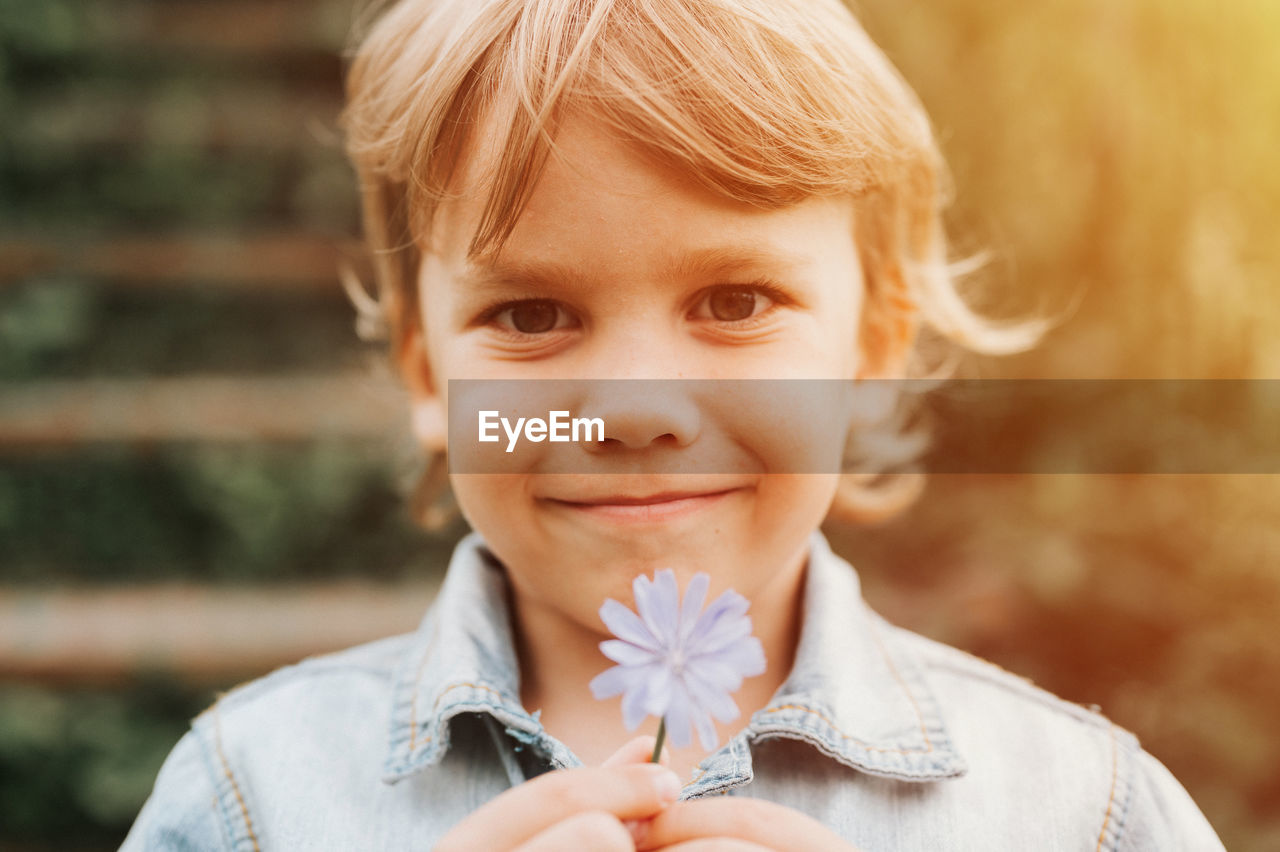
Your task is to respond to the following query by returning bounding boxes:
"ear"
[396,325,447,451]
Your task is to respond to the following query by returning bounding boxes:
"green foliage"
[0,1,86,59]
[0,1,358,234]
[0,277,97,377]
[0,443,445,583]
[0,283,364,382]
[0,679,219,849]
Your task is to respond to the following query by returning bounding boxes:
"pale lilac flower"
[589,569,766,751]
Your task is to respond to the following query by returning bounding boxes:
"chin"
[567,527,733,570]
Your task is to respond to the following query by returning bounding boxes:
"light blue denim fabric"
[122,531,1223,850]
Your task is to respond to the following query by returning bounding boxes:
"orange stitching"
[408,669,513,753]
[435,681,509,707]
[407,626,439,752]
[211,705,261,852]
[760,704,930,755]
[868,618,934,752]
[1096,723,1119,852]
[757,619,937,757]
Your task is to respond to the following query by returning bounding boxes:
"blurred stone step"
[0,233,363,290]
[95,0,353,56]
[0,578,441,685]
[7,84,344,154]
[0,372,407,448]
[7,0,353,59]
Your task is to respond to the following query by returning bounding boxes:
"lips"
[543,487,744,522]
[557,490,733,506]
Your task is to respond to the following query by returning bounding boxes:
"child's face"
[405,112,889,630]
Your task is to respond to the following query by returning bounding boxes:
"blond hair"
[340,0,1045,526]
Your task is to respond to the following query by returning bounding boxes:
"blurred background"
[0,0,1276,848]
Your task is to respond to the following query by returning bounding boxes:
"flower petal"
[696,636,767,681]
[690,607,758,656]
[589,665,631,700]
[617,661,665,730]
[600,639,658,666]
[688,590,751,647]
[663,680,694,749]
[693,618,753,656]
[683,666,742,723]
[595,570,766,756]
[693,706,719,751]
[599,599,660,650]
[679,573,710,644]
[684,655,745,694]
[635,570,680,647]
[621,683,649,731]
[642,663,675,718]
[703,588,751,621]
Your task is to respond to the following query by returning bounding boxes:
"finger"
[659,841,773,852]
[443,763,681,850]
[516,811,633,852]
[637,799,855,852]
[604,735,667,767]
[604,737,677,847]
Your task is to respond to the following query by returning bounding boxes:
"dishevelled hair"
[339,0,1046,526]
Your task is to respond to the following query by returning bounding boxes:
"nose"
[579,381,702,452]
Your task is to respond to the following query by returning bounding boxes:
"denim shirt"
[122,532,1223,851]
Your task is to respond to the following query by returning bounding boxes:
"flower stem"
[651,718,667,763]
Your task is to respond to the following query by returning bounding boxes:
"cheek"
[448,474,529,555]
[703,383,850,475]
[758,474,841,526]
[735,473,841,597]
[447,473,615,624]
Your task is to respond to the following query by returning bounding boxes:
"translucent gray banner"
[446,380,1280,474]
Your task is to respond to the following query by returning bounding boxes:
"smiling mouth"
[544,488,743,522]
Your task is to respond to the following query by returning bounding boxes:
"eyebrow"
[668,245,810,280]
[457,244,809,295]
[457,258,592,295]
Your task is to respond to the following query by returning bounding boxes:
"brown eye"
[508,301,560,334]
[707,289,757,321]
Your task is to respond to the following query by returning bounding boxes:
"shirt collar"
[382,531,966,784]
[744,531,967,781]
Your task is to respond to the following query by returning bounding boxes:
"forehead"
[430,110,856,278]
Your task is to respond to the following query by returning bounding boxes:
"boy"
[124,0,1223,848]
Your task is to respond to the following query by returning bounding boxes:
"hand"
[435,735,681,852]
[634,796,861,852]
